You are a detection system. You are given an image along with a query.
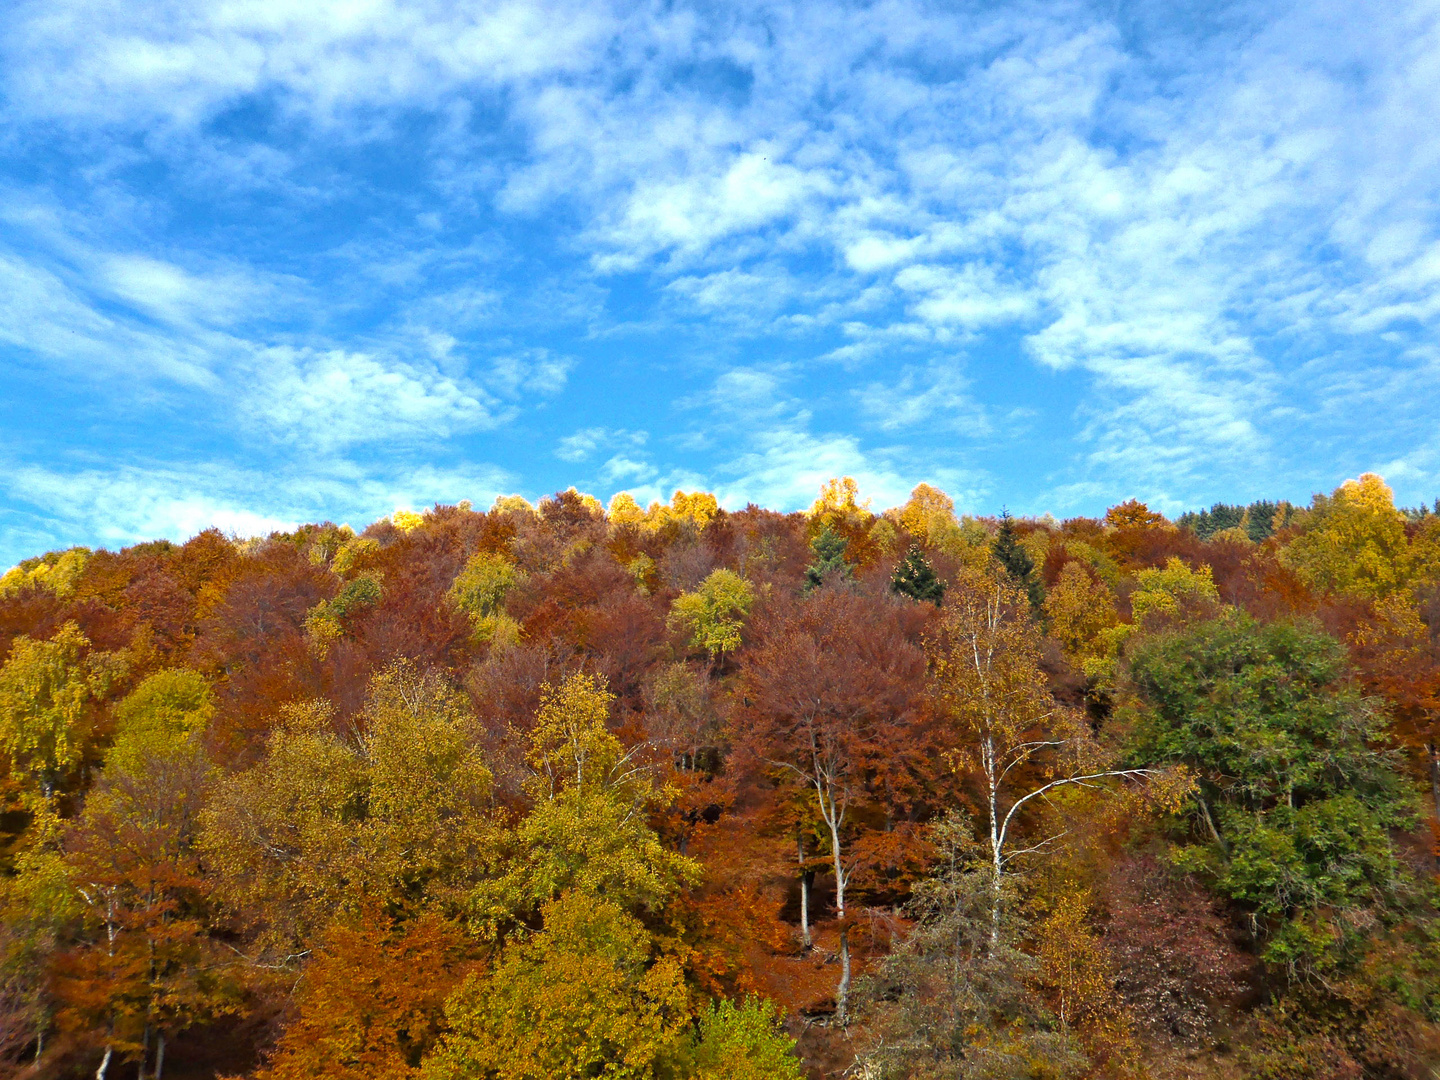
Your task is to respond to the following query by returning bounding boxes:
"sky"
[2,0,1439,566]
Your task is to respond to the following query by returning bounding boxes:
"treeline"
[0,474,1438,1079]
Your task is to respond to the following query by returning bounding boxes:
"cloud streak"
[2,0,1439,559]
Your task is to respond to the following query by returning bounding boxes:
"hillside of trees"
[1,473,1439,1079]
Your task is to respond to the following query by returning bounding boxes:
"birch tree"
[930,571,1167,944]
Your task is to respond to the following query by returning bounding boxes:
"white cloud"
[0,458,515,565]
[555,427,646,463]
[242,347,503,448]
[4,0,1440,523]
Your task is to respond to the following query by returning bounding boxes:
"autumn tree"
[1029,887,1136,1071]
[668,569,755,665]
[55,668,238,1079]
[809,477,871,528]
[897,483,956,544]
[447,552,523,645]
[1282,474,1411,598]
[202,663,496,959]
[470,673,697,937]
[929,571,1167,943]
[1103,499,1167,531]
[1041,561,1118,675]
[256,911,470,1080]
[423,892,690,1080]
[1348,593,1440,866]
[0,623,124,802]
[736,588,928,1022]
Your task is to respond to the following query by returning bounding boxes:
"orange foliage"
[257,911,473,1080]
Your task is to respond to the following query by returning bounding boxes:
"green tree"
[447,553,524,644]
[804,526,851,591]
[424,892,690,1080]
[890,544,945,605]
[470,674,697,936]
[855,812,1083,1080]
[683,997,804,1080]
[991,512,1041,609]
[1123,611,1412,970]
[668,570,755,662]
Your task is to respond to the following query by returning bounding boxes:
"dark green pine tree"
[891,544,946,605]
[991,510,1043,609]
[805,525,853,591]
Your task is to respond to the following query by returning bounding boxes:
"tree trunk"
[836,927,851,1026]
[1197,790,1229,857]
[96,1046,112,1080]
[154,1035,166,1080]
[985,731,1002,952]
[139,1025,151,1080]
[797,831,812,949]
[827,809,846,918]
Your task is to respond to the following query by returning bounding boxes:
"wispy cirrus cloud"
[3,0,1440,563]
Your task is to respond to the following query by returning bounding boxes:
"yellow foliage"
[492,494,536,516]
[425,892,690,1080]
[808,477,871,525]
[0,547,91,599]
[448,553,523,642]
[1130,557,1219,621]
[667,570,755,660]
[306,525,356,566]
[627,554,657,594]
[897,482,955,540]
[0,623,123,801]
[609,492,647,527]
[662,490,720,530]
[1063,540,1121,587]
[391,509,425,532]
[1103,499,1169,530]
[107,669,215,776]
[930,516,993,570]
[526,674,626,798]
[1020,527,1052,570]
[1031,888,1138,1068]
[332,537,381,576]
[867,516,899,552]
[201,666,497,955]
[1281,473,1411,598]
[1043,562,1119,665]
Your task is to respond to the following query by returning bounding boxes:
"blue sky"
[2,0,1439,565]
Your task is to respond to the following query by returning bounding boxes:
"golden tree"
[930,570,1173,942]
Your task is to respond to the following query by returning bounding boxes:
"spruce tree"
[991,510,1042,609]
[891,544,945,605]
[805,526,852,591]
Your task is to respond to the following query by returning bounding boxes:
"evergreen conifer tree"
[805,526,852,591]
[890,544,945,605]
[992,510,1042,609]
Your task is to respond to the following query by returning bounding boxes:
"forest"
[0,473,1438,1079]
